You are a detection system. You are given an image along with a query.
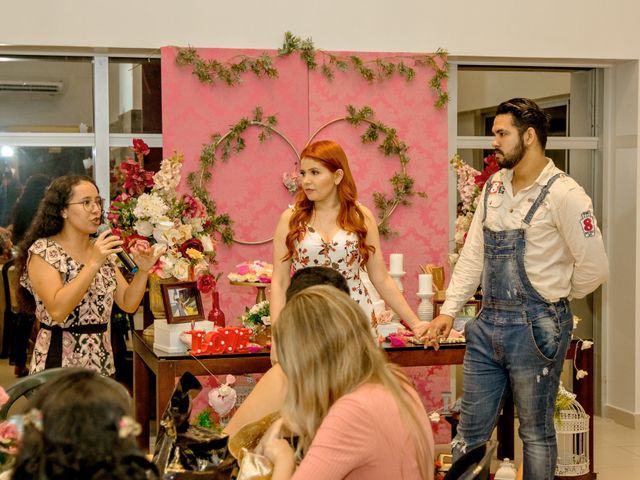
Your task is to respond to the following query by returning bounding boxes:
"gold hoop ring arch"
[199,118,406,245]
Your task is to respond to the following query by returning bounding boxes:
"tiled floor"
[1,358,639,478]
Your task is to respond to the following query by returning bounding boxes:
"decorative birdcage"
[554,385,590,476]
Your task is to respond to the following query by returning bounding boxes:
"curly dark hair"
[14,175,96,313]
[10,368,158,480]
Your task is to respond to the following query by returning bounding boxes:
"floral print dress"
[292,226,373,319]
[21,238,117,376]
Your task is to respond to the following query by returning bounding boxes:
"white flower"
[153,221,179,246]
[261,315,271,326]
[134,220,154,237]
[133,193,169,221]
[575,369,588,380]
[186,217,205,233]
[429,412,441,423]
[172,258,192,281]
[581,340,594,350]
[199,235,214,252]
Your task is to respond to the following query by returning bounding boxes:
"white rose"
[153,221,177,246]
[199,235,214,252]
[134,220,154,237]
[172,258,192,281]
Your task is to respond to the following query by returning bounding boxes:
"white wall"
[2,1,640,59]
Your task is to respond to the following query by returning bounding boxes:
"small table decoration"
[228,260,273,303]
[241,300,271,347]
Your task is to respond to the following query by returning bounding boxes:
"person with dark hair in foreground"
[427,98,608,479]
[11,368,158,479]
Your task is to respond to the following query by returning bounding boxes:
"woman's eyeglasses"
[67,197,104,212]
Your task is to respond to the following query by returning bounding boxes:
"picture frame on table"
[434,299,481,332]
[161,282,205,324]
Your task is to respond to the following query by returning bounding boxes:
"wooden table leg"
[133,347,151,451]
[155,361,176,440]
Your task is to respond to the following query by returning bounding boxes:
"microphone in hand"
[96,224,139,273]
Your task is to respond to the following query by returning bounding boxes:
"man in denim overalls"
[428,98,609,479]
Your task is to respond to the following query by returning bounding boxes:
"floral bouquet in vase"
[241,300,271,346]
[108,140,231,316]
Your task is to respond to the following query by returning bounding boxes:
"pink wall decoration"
[162,46,451,443]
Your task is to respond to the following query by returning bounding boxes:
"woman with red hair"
[271,140,427,338]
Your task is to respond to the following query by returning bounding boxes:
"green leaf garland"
[176,32,448,109]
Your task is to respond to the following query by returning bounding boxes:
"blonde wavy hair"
[274,285,432,478]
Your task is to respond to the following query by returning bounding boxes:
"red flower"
[132,138,150,156]
[119,158,154,196]
[197,273,216,293]
[179,238,204,257]
[474,153,500,190]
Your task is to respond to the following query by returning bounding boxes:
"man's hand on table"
[425,314,454,350]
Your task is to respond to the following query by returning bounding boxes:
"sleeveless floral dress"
[292,225,374,320]
[21,238,117,376]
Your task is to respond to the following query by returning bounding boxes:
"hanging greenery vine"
[189,105,426,242]
[175,31,449,109]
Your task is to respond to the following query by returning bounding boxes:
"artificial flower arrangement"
[241,300,271,328]
[108,139,219,288]
[0,387,18,473]
[450,153,500,249]
[227,260,273,283]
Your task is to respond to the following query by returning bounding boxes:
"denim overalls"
[453,173,574,480]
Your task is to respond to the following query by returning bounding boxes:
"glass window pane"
[108,58,162,134]
[0,56,94,133]
[0,146,93,226]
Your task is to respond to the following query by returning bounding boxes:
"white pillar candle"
[419,274,433,293]
[389,253,404,273]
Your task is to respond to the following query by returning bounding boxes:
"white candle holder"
[389,270,406,293]
[417,291,434,322]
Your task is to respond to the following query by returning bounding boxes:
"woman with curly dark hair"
[15,175,161,376]
[11,368,158,480]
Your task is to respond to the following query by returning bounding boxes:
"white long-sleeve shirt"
[441,159,609,318]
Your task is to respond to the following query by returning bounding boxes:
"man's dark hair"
[286,266,350,301]
[496,98,551,149]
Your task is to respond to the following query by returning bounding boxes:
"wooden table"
[133,333,594,478]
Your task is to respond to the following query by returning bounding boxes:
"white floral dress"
[292,226,374,319]
[21,238,116,376]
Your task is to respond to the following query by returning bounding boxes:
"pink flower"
[182,194,207,218]
[0,387,8,406]
[236,264,250,275]
[0,420,18,445]
[126,236,151,255]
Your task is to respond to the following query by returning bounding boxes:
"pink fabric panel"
[162,47,452,444]
[162,47,309,315]
[308,51,449,305]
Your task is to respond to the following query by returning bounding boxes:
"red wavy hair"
[284,140,375,267]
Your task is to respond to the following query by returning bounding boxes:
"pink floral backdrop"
[161,46,452,442]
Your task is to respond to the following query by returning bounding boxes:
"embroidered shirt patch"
[489,181,505,195]
[580,211,596,237]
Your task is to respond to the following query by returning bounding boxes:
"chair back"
[0,367,67,420]
[444,440,497,480]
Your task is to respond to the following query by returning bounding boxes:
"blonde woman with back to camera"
[264,285,434,480]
